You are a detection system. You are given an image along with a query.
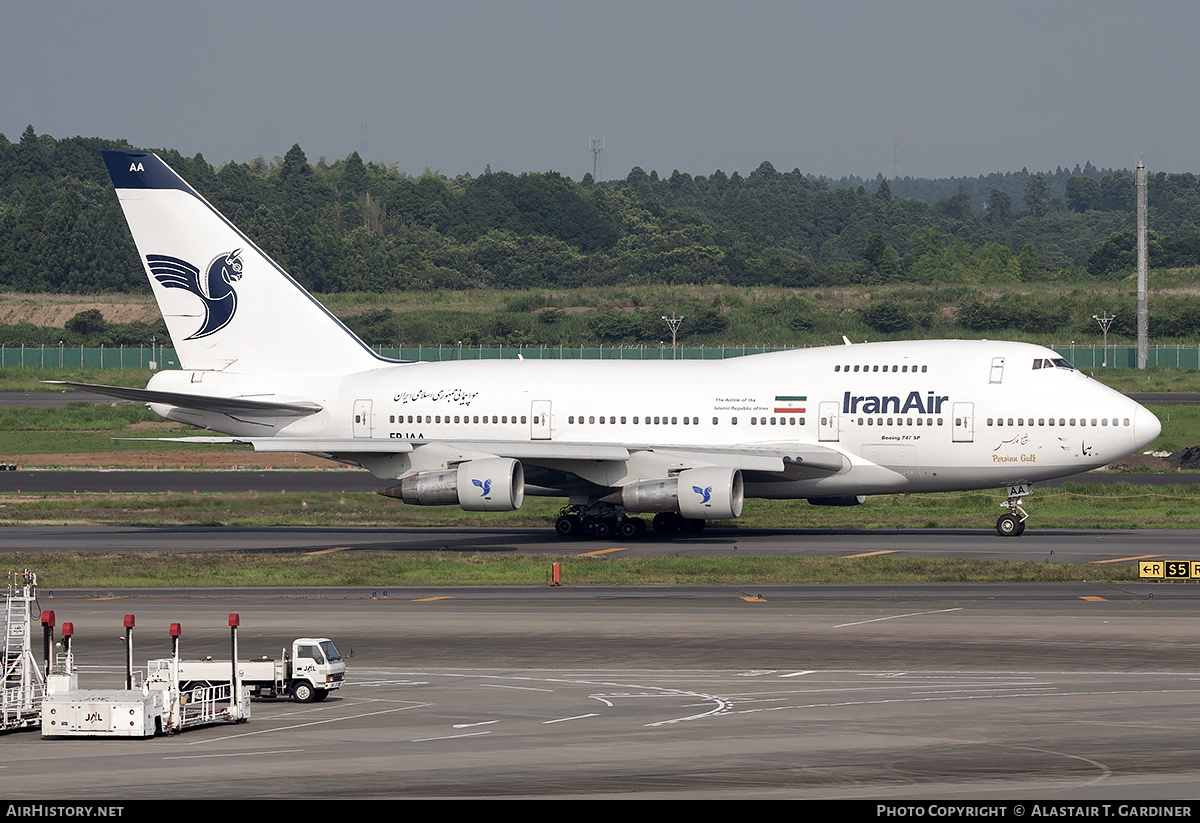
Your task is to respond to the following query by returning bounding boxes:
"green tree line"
[5,126,1200,298]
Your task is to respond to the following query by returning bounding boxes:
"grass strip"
[0,552,1144,588]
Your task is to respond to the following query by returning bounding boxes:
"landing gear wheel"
[555,514,582,537]
[680,518,706,534]
[618,517,646,540]
[996,512,1025,537]
[653,512,680,535]
[593,518,614,539]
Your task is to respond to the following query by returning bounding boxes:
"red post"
[124,614,135,689]
[229,614,240,713]
[40,610,55,675]
[552,562,561,587]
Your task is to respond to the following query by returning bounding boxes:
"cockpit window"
[1033,358,1075,371]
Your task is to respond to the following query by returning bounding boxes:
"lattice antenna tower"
[590,137,604,181]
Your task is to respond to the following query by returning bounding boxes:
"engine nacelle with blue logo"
[619,467,744,520]
[384,458,525,512]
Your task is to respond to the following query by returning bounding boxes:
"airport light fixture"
[1093,313,1116,367]
[662,312,684,360]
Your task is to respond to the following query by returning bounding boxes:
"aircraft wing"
[118,436,846,480]
[44,381,323,418]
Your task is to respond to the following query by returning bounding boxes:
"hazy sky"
[4,0,1197,180]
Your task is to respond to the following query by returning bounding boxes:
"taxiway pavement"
[3,585,1198,799]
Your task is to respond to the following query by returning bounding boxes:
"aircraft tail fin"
[103,150,386,376]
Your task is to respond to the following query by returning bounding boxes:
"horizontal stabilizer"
[45,382,322,418]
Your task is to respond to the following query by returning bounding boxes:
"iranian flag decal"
[774,395,806,413]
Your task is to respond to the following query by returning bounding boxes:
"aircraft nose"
[1133,404,1162,450]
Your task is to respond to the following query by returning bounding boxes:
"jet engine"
[617,466,743,520]
[381,458,525,512]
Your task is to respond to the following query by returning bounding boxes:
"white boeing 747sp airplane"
[66,150,1161,539]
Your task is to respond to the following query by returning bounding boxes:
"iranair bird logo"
[692,485,712,504]
[472,478,492,497]
[145,250,244,339]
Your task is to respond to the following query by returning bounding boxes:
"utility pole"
[1136,158,1148,369]
[1093,313,1116,367]
[661,312,684,360]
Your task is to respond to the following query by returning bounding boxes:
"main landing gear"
[554,504,705,540]
[996,484,1030,537]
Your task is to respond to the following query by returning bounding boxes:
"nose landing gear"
[996,483,1030,537]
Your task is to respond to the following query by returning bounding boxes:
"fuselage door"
[818,400,840,442]
[952,401,974,443]
[989,357,1005,384]
[530,400,552,440]
[353,399,372,438]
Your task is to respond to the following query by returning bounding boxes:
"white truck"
[148,637,345,703]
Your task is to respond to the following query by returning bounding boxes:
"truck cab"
[288,638,346,702]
